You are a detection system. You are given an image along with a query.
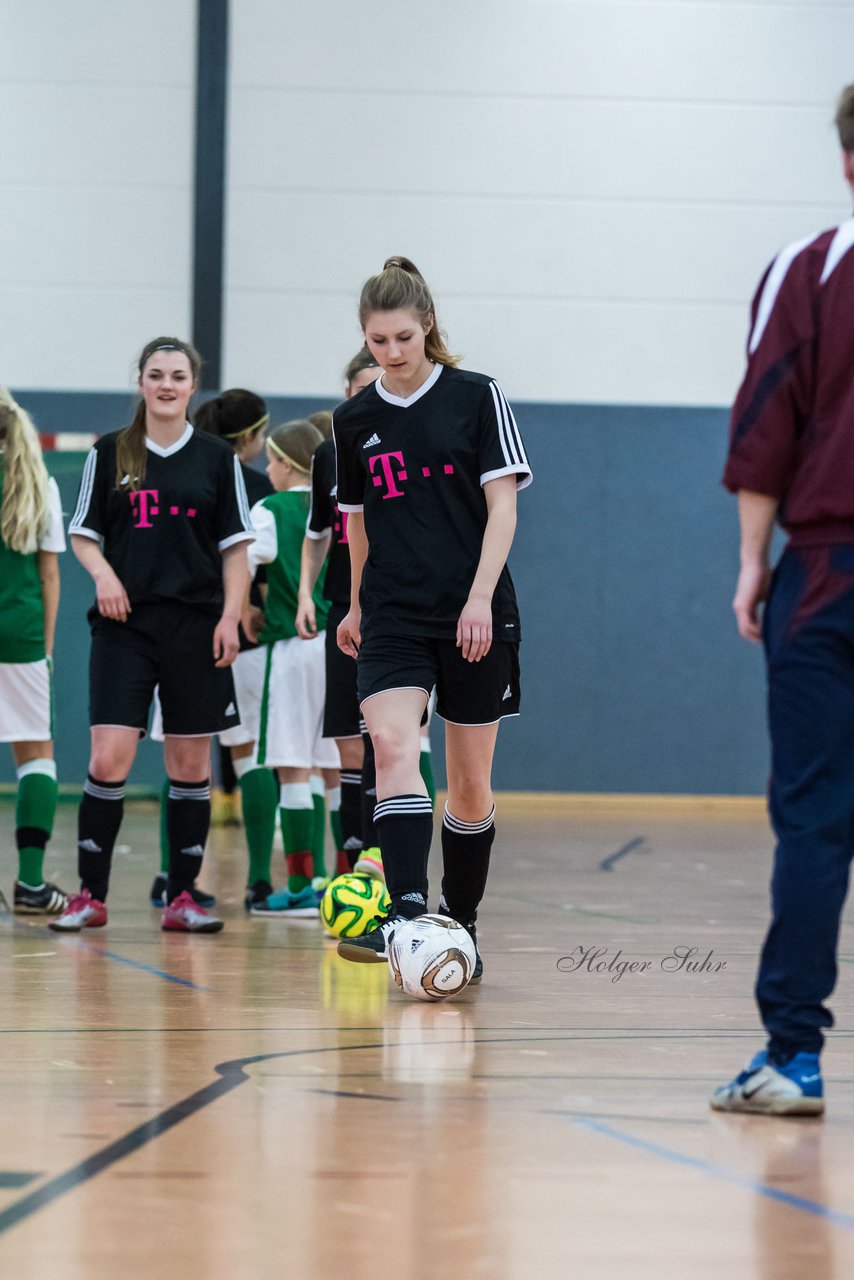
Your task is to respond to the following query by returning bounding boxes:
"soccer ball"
[320,873,390,938]
[388,914,477,1002]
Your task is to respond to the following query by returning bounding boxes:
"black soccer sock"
[360,726,379,849]
[373,794,433,918]
[77,775,127,902]
[166,779,212,903]
[439,805,496,925]
[339,769,363,858]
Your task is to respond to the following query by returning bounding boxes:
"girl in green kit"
[0,389,67,913]
[248,420,341,917]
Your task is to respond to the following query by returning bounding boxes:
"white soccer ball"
[388,914,477,1002]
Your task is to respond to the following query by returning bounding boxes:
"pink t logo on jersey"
[129,489,159,528]
[369,451,407,500]
[335,508,349,544]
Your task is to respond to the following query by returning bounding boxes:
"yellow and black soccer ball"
[320,872,391,938]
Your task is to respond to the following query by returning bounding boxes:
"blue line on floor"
[77,941,210,991]
[573,1117,854,1230]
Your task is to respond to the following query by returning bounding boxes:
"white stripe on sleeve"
[68,446,98,534]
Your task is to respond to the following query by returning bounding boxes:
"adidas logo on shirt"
[362,433,382,449]
[502,685,512,701]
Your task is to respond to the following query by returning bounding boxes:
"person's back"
[713,83,854,1118]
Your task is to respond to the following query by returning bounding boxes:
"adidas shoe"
[353,848,385,882]
[49,889,108,932]
[244,879,274,910]
[149,875,216,909]
[250,884,320,918]
[711,1049,824,1116]
[161,890,224,933]
[14,880,68,916]
[337,911,406,963]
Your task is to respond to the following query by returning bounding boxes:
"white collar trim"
[375,362,443,407]
[145,423,193,457]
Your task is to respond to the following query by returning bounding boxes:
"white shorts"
[260,634,340,770]
[149,646,267,747]
[218,647,266,747]
[0,659,53,743]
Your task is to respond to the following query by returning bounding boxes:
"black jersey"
[307,438,350,606]
[69,425,254,611]
[333,364,531,641]
[240,460,273,647]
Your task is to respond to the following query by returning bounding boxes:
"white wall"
[0,0,196,391]
[3,1,852,405]
[226,0,852,405]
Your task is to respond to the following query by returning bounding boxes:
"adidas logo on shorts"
[502,685,512,700]
[225,702,236,715]
[363,433,382,449]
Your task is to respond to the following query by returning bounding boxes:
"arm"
[37,551,60,658]
[296,532,330,639]
[457,475,518,662]
[732,490,778,643]
[71,534,132,623]
[337,512,367,658]
[214,542,250,667]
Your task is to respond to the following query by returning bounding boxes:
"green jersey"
[249,487,329,643]
[0,473,65,664]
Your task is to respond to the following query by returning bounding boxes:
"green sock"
[15,761,58,885]
[239,765,277,886]
[330,805,343,854]
[159,777,170,874]
[280,783,315,891]
[310,775,326,879]
[419,748,436,806]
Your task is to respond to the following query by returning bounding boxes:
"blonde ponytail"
[0,389,50,555]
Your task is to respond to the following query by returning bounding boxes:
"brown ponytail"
[358,257,460,367]
[115,337,202,491]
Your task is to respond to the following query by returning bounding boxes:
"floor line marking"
[599,836,647,872]
[75,940,211,991]
[573,1116,854,1231]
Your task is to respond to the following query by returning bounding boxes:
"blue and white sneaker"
[250,883,320,918]
[711,1049,824,1116]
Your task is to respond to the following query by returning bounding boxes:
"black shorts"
[357,634,520,726]
[89,603,240,737]
[323,602,361,739]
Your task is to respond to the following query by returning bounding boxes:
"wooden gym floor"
[1,794,854,1280]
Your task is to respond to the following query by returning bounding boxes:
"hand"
[457,594,492,662]
[241,604,264,645]
[733,561,772,643]
[337,608,361,659]
[213,615,240,667]
[296,595,317,640]
[94,566,132,622]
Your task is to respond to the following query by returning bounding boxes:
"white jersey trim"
[68,446,98,534]
[375,362,443,407]
[481,464,533,491]
[337,502,364,514]
[145,423,193,457]
[306,526,331,540]
[218,530,255,552]
[232,454,253,531]
[748,231,823,355]
[819,217,854,285]
[68,526,100,542]
[41,478,67,552]
[488,381,530,475]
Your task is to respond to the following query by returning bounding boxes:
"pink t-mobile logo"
[334,507,349,544]
[129,489,159,528]
[369,451,408,500]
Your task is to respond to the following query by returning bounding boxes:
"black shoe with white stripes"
[337,912,407,964]
[438,905,483,984]
[14,880,68,915]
